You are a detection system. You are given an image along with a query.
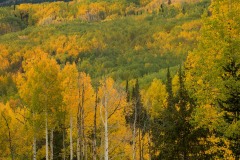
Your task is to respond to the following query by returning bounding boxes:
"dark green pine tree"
[218,58,240,158]
[157,66,199,159]
[126,79,130,103]
[219,58,240,122]
[150,68,173,159]
[125,79,149,160]
[133,79,147,129]
[156,67,178,159]
[174,66,195,159]
[166,67,174,109]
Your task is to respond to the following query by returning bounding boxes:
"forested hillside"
[0,0,239,159]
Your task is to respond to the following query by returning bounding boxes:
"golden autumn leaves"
[14,50,133,159]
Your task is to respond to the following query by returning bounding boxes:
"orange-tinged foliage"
[0,45,10,71]
[98,78,131,159]
[0,103,32,159]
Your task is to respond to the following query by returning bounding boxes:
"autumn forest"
[0,0,239,159]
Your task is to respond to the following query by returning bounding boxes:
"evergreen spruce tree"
[125,79,149,160]
[158,68,177,159]
[174,66,194,159]
[126,80,130,103]
[218,58,240,158]
[156,66,198,159]
[166,67,174,109]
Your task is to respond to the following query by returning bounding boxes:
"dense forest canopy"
[0,0,239,159]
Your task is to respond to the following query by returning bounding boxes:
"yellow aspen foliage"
[77,4,88,17]
[0,45,10,71]
[172,74,179,97]
[61,63,79,115]
[0,102,32,159]
[17,49,62,158]
[98,78,131,159]
[143,79,167,118]
[191,104,225,132]
[78,72,95,134]
[204,135,234,159]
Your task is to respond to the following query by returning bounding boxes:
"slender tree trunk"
[104,86,109,160]
[63,129,66,160]
[85,143,88,160]
[148,132,151,160]
[81,85,85,160]
[77,72,81,160]
[2,113,14,160]
[99,80,109,160]
[33,137,37,160]
[104,109,109,160]
[146,103,151,160]
[100,134,103,160]
[77,137,80,160]
[50,129,53,160]
[45,112,49,160]
[139,129,142,160]
[100,81,109,160]
[93,91,98,160]
[141,132,144,160]
[70,115,73,160]
[132,103,137,160]
[33,114,37,160]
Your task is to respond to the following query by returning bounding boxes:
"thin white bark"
[77,72,81,160]
[139,129,142,160]
[104,107,109,160]
[99,81,109,160]
[33,114,37,160]
[93,91,98,160]
[104,83,109,160]
[85,143,88,160]
[70,115,73,160]
[45,112,49,160]
[77,137,80,160]
[33,137,36,160]
[132,102,137,160]
[50,129,53,160]
[81,85,85,160]
[148,133,151,160]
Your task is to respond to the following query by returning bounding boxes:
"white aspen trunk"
[93,91,97,160]
[104,87,109,160]
[139,129,142,160]
[132,103,137,160]
[81,116,85,160]
[45,112,49,160]
[77,72,81,160]
[85,143,88,160]
[33,137,36,160]
[81,85,85,160]
[100,135,103,160]
[70,115,73,160]
[147,103,151,160]
[33,112,37,160]
[148,133,151,160]
[50,129,53,160]
[77,137,80,160]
